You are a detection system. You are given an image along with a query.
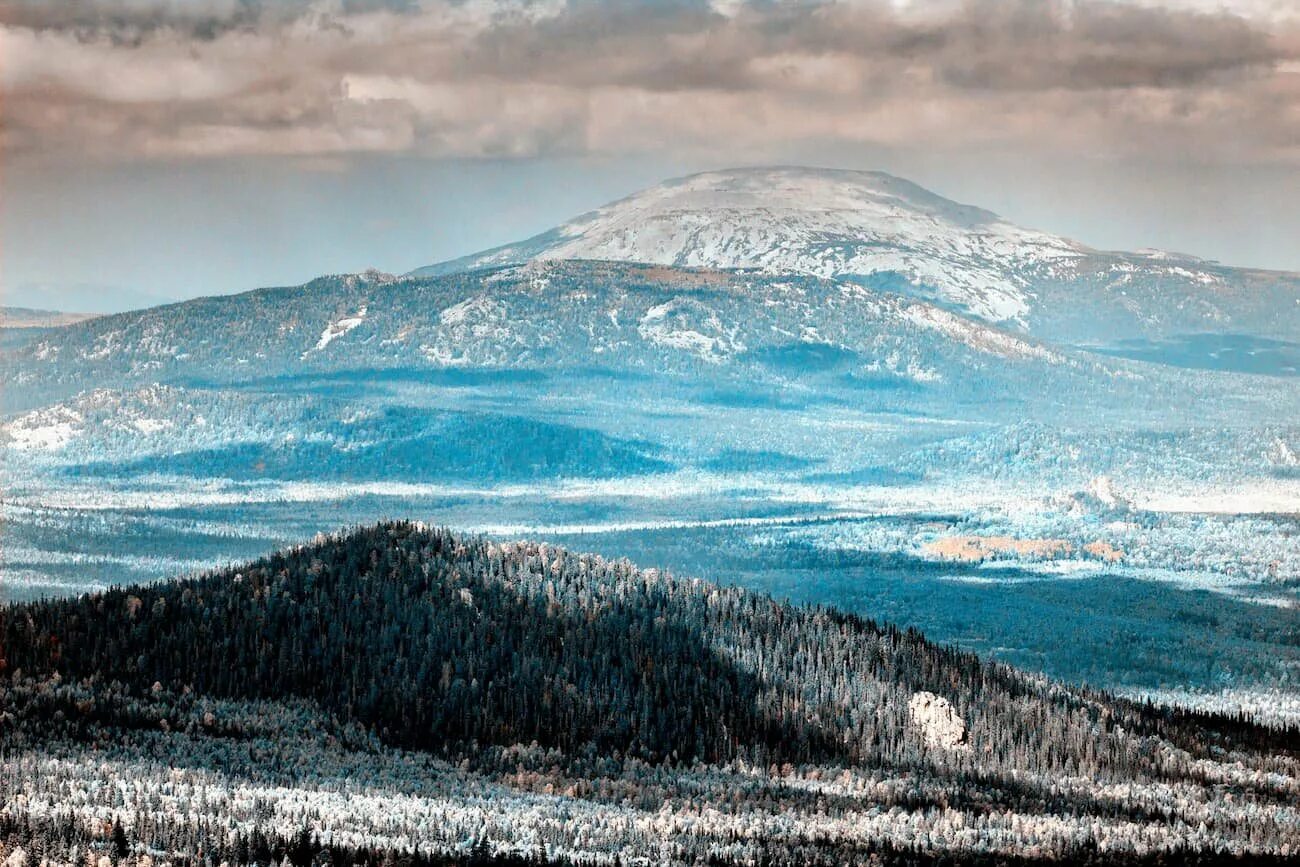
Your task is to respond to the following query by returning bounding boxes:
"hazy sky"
[2,0,1298,312]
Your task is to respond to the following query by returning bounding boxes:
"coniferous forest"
[1,523,1297,865]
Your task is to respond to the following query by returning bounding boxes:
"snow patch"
[439,296,495,326]
[1268,438,1299,468]
[130,417,172,435]
[3,406,84,451]
[637,297,743,361]
[309,306,368,354]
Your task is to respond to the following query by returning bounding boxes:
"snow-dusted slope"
[412,167,1300,344]
[3,261,1095,411]
[414,167,1083,324]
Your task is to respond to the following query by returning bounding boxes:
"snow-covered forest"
[2,524,1297,865]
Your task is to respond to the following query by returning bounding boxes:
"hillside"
[0,261,1096,405]
[2,524,1298,865]
[6,258,1289,497]
[3,259,1289,487]
[412,167,1300,347]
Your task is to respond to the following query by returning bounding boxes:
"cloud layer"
[2,0,1298,165]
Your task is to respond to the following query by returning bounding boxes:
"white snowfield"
[431,167,1088,325]
[2,406,84,451]
[309,305,368,354]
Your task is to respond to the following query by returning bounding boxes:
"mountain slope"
[413,167,1082,324]
[411,167,1300,346]
[4,259,1289,507]
[1,260,1108,418]
[3,524,1298,865]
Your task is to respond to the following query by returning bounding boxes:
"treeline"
[0,815,562,867]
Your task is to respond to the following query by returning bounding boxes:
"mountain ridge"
[1,260,1115,418]
[410,166,1300,345]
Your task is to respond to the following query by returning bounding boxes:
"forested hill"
[2,524,1299,865]
[4,522,1294,769]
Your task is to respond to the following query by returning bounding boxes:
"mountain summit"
[413,167,1083,324]
[412,166,1300,344]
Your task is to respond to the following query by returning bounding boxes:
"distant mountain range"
[1,261,1101,401]
[0,306,98,329]
[413,167,1300,346]
[1,258,1136,481]
[8,256,1286,480]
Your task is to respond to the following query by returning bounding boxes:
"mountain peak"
[412,165,1086,324]
[409,166,1299,342]
[642,165,1005,229]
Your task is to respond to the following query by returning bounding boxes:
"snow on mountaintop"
[413,167,1088,324]
[412,167,1300,345]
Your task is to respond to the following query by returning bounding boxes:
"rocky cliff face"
[909,691,970,751]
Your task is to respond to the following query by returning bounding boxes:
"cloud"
[1,0,1297,165]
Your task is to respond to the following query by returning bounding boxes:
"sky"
[2,0,1299,313]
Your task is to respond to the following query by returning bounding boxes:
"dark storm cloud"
[0,1,420,35]
[1,0,1296,163]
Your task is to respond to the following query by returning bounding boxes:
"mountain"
[0,306,98,329]
[5,260,1153,490]
[2,174,1296,697]
[0,260,1116,418]
[414,167,1081,324]
[412,167,1300,347]
[3,523,1297,865]
[13,256,1278,487]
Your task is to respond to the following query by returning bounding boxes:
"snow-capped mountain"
[412,167,1300,345]
[414,167,1079,324]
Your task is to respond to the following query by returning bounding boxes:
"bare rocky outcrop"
[908,691,969,751]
